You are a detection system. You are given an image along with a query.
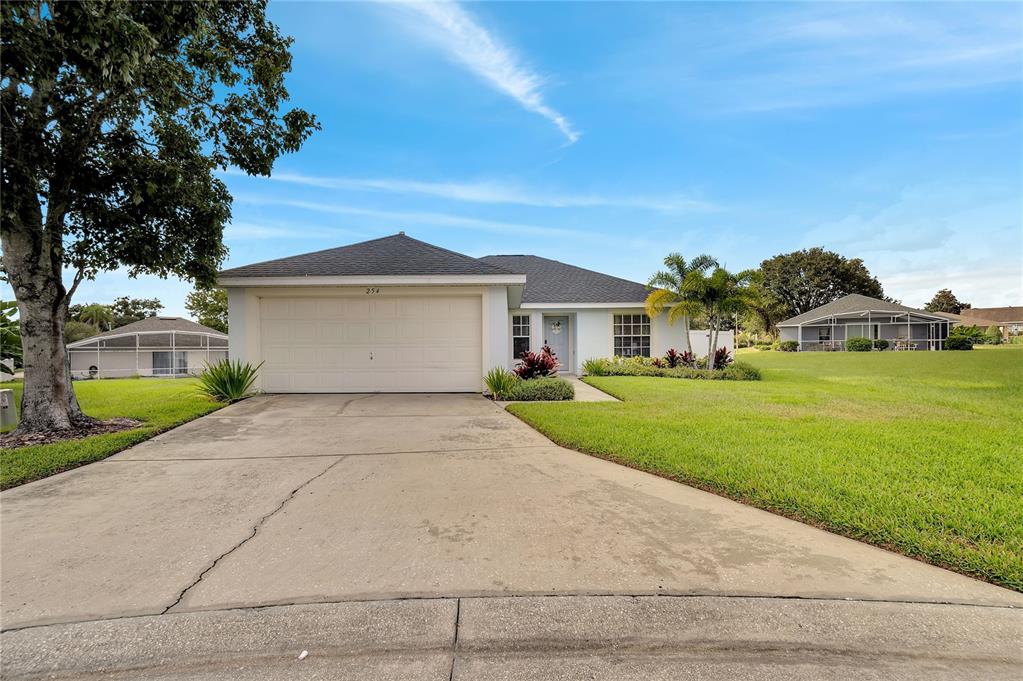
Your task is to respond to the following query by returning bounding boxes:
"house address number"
[365,287,381,294]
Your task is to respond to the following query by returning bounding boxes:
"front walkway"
[561,373,619,401]
[2,394,1020,678]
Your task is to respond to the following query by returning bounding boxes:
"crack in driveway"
[160,456,346,614]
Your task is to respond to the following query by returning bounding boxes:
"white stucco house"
[67,317,229,379]
[219,233,721,393]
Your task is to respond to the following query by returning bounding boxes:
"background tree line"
[650,246,973,348]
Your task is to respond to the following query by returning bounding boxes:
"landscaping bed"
[1,378,223,489]
[508,348,1023,591]
[584,356,761,381]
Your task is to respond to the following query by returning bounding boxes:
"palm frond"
[645,288,677,317]
[647,270,680,290]
[689,254,719,273]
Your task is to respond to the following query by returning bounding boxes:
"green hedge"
[778,340,799,352]
[947,336,973,351]
[846,337,873,352]
[508,377,575,401]
[582,358,761,381]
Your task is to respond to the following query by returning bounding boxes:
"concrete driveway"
[2,394,1021,679]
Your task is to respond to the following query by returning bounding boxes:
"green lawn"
[1,378,223,489]
[508,347,1023,591]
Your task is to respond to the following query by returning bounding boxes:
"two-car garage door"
[259,296,482,392]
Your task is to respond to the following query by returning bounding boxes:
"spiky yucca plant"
[197,359,264,403]
[484,367,519,400]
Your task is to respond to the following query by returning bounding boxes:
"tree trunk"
[681,316,692,354]
[1,207,89,433]
[707,321,717,370]
[16,296,88,432]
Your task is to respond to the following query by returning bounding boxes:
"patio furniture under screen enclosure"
[66,317,229,379]
[777,295,951,352]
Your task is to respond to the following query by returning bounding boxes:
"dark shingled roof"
[82,316,227,340]
[67,317,228,349]
[479,255,649,304]
[219,233,514,278]
[777,294,943,327]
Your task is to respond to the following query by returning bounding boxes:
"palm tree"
[743,271,787,340]
[645,253,718,354]
[684,266,757,368]
[77,303,114,331]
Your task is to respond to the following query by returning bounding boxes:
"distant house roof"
[67,317,227,349]
[478,255,649,304]
[218,233,515,279]
[777,294,946,327]
[960,306,1023,324]
[929,311,1004,328]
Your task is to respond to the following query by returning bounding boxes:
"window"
[818,327,831,341]
[613,314,651,357]
[512,315,531,359]
[153,351,188,376]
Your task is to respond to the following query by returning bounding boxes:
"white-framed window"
[512,315,531,359]
[818,327,831,341]
[613,314,651,357]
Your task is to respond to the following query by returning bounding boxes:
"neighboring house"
[777,294,950,351]
[928,310,1005,337]
[958,306,1023,339]
[67,317,229,379]
[219,233,726,393]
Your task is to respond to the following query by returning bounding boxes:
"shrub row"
[508,377,575,401]
[484,367,574,401]
[583,358,761,381]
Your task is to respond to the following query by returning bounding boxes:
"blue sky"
[50,1,1023,314]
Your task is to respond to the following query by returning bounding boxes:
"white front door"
[543,316,570,373]
[258,296,482,392]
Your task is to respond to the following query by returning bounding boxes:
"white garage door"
[259,296,482,392]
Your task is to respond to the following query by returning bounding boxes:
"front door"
[544,316,570,373]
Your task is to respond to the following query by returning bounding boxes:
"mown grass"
[1,378,222,489]
[509,347,1023,590]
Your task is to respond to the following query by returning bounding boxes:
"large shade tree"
[185,286,228,333]
[644,253,718,354]
[760,248,885,318]
[924,289,970,314]
[1,1,317,432]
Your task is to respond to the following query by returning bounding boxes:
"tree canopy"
[924,289,971,314]
[760,248,885,318]
[68,296,163,329]
[185,286,228,333]
[1,0,317,432]
[111,296,163,327]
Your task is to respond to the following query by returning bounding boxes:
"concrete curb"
[4,595,1021,680]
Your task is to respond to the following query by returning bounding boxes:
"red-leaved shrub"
[515,345,559,379]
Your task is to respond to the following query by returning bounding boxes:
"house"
[928,310,1006,337]
[67,317,229,379]
[218,233,720,393]
[958,306,1023,339]
[777,294,950,351]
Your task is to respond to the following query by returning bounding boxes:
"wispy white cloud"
[224,221,366,241]
[225,168,719,213]
[620,3,1022,114]
[386,1,579,143]
[233,194,596,240]
[801,182,1022,306]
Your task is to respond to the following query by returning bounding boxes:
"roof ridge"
[400,236,515,275]
[483,254,647,288]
